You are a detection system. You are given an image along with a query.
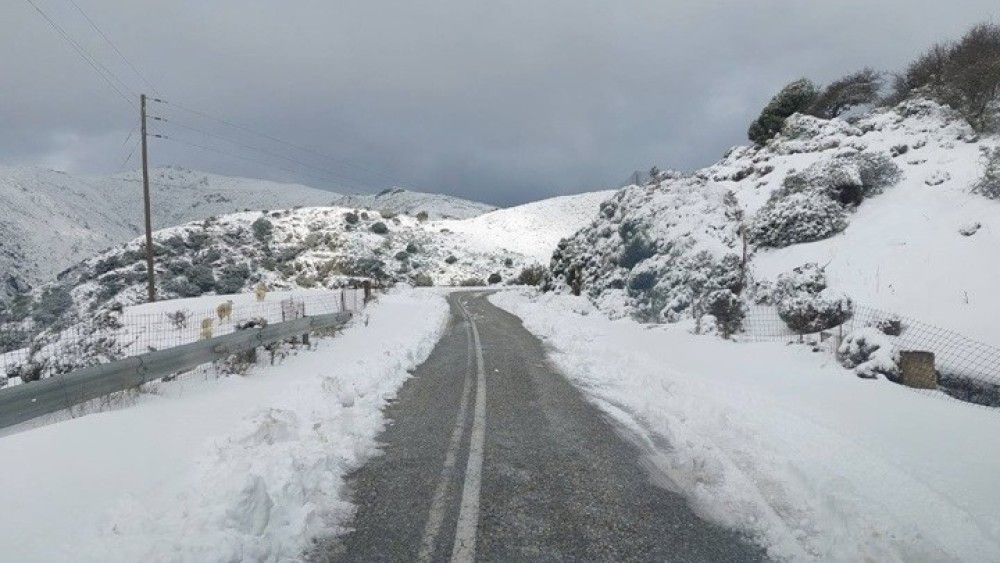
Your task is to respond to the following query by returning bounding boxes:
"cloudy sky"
[3,1,998,205]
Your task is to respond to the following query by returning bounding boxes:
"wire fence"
[0,288,368,388]
[741,303,1000,408]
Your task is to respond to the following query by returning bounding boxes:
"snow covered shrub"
[839,327,899,379]
[704,289,745,338]
[972,148,1000,199]
[515,265,548,286]
[415,211,429,222]
[873,315,903,336]
[185,229,209,250]
[31,286,72,327]
[370,222,389,234]
[617,221,657,268]
[94,255,124,275]
[459,277,486,287]
[748,192,848,247]
[215,263,250,294]
[411,272,433,287]
[778,294,853,333]
[163,277,201,298]
[808,68,882,119]
[749,151,899,247]
[487,272,502,284]
[251,217,273,242]
[343,211,359,225]
[772,263,853,333]
[748,78,819,145]
[855,151,903,196]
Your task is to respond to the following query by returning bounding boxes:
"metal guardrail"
[0,311,352,430]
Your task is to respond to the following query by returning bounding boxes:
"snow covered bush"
[515,265,547,286]
[487,272,502,284]
[972,148,1000,199]
[370,221,389,234]
[748,192,848,247]
[772,264,853,333]
[215,263,251,294]
[31,286,73,328]
[411,272,433,287]
[873,315,903,336]
[748,78,819,145]
[778,293,853,333]
[839,327,900,379]
[704,289,744,338]
[251,217,273,242]
[749,151,900,247]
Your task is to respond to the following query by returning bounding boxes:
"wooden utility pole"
[140,93,156,302]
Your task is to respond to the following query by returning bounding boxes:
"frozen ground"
[0,288,448,562]
[492,289,1000,562]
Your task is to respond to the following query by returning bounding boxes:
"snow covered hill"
[0,188,608,383]
[549,99,1000,341]
[0,166,493,298]
[433,190,616,263]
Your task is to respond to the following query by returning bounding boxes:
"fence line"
[1,288,366,388]
[0,311,353,430]
[741,303,1000,407]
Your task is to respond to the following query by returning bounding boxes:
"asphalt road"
[316,291,764,562]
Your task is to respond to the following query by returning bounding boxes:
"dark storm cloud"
[2,1,997,205]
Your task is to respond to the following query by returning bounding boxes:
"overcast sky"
[3,1,998,205]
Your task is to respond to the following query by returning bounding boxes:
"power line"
[152,116,380,188]
[64,0,160,96]
[155,133,361,188]
[117,137,138,171]
[22,0,136,107]
[151,98,402,186]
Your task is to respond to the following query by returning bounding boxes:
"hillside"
[548,99,1000,345]
[0,166,493,298]
[433,190,616,263]
[0,188,607,383]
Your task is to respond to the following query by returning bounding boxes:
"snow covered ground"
[0,288,448,562]
[432,190,614,263]
[492,289,1000,562]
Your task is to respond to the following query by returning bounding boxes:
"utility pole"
[140,93,156,302]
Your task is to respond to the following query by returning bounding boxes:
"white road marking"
[416,315,474,562]
[451,297,487,563]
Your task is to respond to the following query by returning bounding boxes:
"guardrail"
[0,311,352,430]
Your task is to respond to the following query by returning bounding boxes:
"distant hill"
[0,166,492,298]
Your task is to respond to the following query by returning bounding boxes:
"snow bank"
[0,288,448,562]
[492,289,1000,562]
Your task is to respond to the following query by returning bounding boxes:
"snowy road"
[320,291,762,561]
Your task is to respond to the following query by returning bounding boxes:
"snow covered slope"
[549,99,1000,344]
[433,190,615,262]
[336,187,495,221]
[0,166,492,297]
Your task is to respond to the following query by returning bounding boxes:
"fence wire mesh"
[742,303,1000,408]
[1,288,366,388]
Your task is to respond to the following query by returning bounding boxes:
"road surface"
[315,291,763,562]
